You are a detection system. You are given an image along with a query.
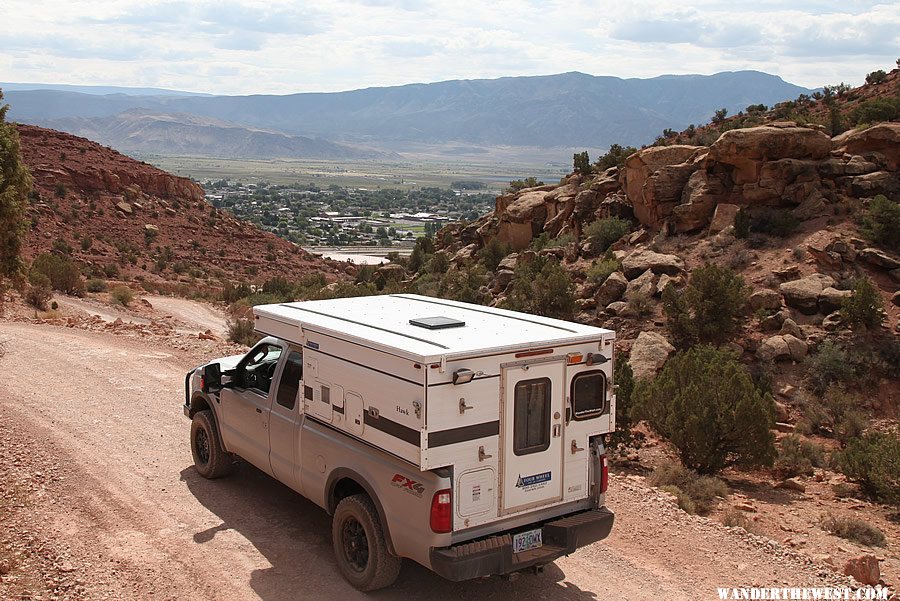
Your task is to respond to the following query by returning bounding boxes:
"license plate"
[512,528,542,553]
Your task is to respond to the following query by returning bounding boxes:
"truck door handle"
[571,440,585,454]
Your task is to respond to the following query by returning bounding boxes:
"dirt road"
[0,320,844,601]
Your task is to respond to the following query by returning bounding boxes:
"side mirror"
[201,363,222,393]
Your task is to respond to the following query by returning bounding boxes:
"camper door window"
[570,371,607,419]
[513,378,551,456]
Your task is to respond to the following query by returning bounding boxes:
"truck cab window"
[513,378,551,456]
[242,343,283,395]
[276,351,303,409]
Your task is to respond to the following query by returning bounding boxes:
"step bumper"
[429,507,614,582]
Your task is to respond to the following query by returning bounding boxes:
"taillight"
[600,455,609,494]
[430,489,452,533]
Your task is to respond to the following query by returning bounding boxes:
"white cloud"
[0,0,897,94]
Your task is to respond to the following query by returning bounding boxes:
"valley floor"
[0,307,863,600]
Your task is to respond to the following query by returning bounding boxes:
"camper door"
[500,357,565,515]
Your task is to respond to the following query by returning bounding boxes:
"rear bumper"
[429,507,614,582]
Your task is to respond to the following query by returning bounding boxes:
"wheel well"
[327,472,396,555]
[190,395,211,418]
[331,477,367,512]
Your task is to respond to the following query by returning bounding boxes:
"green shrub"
[797,385,867,443]
[841,277,885,330]
[820,512,886,547]
[80,235,93,252]
[625,290,654,317]
[865,70,887,85]
[30,253,84,296]
[649,460,728,514]
[586,256,621,285]
[109,285,133,306]
[86,278,107,293]
[584,217,630,253]
[774,435,825,478]
[805,340,855,395]
[55,182,67,198]
[662,263,749,349]
[834,432,900,505]
[478,238,511,272]
[427,252,450,275]
[226,316,261,347]
[530,232,574,251]
[594,144,637,171]
[751,210,799,237]
[573,151,592,176]
[632,346,775,474]
[850,97,900,127]
[500,255,576,320]
[24,273,52,310]
[722,509,757,532]
[659,485,696,514]
[610,352,634,447]
[734,208,751,239]
[861,195,899,252]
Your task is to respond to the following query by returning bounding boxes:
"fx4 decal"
[391,473,425,497]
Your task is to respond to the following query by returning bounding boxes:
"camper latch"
[478,446,492,462]
[571,440,585,454]
[459,398,474,414]
[368,406,380,418]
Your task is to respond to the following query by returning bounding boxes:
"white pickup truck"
[184,294,615,590]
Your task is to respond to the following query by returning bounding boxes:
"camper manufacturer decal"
[391,474,425,497]
[516,471,552,491]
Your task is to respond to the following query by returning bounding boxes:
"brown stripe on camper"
[428,421,500,447]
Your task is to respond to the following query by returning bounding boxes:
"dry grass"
[820,512,886,547]
[649,460,729,515]
[721,509,760,534]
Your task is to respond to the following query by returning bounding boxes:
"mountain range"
[4,71,813,159]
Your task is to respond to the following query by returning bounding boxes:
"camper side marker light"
[452,369,475,385]
[566,352,583,365]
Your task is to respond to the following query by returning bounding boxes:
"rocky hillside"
[16,124,350,290]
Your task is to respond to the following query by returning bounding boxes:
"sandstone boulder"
[116,201,133,216]
[783,334,808,361]
[859,247,900,270]
[847,171,899,197]
[749,289,782,312]
[708,124,832,185]
[778,318,802,339]
[629,331,675,381]
[818,287,851,313]
[834,122,900,170]
[497,253,519,271]
[708,203,740,234]
[621,250,685,279]
[623,145,704,228]
[376,263,406,281]
[594,272,628,306]
[757,335,791,362]
[605,301,630,316]
[779,274,835,314]
[842,554,880,586]
[625,269,658,299]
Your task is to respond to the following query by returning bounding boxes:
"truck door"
[219,341,281,476]
[269,349,303,490]
[500,358,565,515]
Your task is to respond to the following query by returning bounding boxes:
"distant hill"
[41,109,398,160]
[5,71,813,153]
[0,82,210,96]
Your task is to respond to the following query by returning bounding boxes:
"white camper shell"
[253,294,615,527]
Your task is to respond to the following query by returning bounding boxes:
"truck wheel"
[191,410,232,479]
[332,494,401,591]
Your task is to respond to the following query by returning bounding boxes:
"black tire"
[332,494,401,591]
[191,410,233,479]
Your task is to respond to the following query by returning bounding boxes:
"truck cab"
[184,294,614,590]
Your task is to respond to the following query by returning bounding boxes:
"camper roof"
[253,294,612,362]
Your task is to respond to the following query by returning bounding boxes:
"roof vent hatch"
[409,316,466,330]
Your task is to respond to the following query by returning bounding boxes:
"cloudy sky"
[2,0,897,95]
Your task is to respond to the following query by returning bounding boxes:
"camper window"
[571,371,607,419]
[276,351,303,410]
[513,378,551,456]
